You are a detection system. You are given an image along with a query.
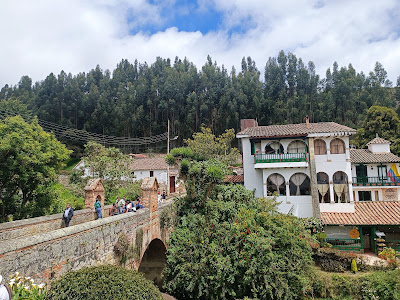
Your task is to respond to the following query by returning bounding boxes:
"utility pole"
[167,119,170,195]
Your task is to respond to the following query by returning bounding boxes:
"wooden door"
[169,176,175,193]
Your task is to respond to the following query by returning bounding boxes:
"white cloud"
[1,0,400,88]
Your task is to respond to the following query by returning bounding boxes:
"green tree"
[353,105,400,154]
[0,116,71,221]
[83,141,134,200]
[184,127,240,165]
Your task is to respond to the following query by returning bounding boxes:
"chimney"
[305,116,310,129]
[240,119,258,132]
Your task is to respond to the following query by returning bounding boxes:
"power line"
[0,109,168,148]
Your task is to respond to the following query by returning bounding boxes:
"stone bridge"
[0,177,175,287]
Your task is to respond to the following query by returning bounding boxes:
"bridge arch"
[138,238,167,288]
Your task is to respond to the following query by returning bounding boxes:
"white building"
[237,118,356,218]
[237,119,400,253]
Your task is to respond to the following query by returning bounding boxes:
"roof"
[84,178,104,191]
[237,122,356,138]
[141,177,159,190]
[223,175,244,183]
[321,201,400,225]
[367,136,391,145]
[130,156,171,171]
[350,149,400,164]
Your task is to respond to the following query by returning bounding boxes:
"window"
[267,173,286,196]
[330,138,345,154]
[333,171,349,203]
[289,173,311,196]
[378,165,388,180]
[317,172,330,203]
[250,140,261,155]
[287,140,307,153]
[265,141,284,154]
[358,191,371,201]
[314,139,327,155]
[150,171,154,177]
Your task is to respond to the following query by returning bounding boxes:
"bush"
[46,265,163,300]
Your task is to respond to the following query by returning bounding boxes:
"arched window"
[287,140,307,153]
[333,171,349,203]
[289,173,311,196]
[267,173,286,196]
[317,172,330,203]
[314,139,327,155]
[330,138,345,154]
[265,141,284,154]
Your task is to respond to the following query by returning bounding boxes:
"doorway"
[361,227,372,252]
[169,176,175,193]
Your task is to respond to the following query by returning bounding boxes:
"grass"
[63,157,81,171]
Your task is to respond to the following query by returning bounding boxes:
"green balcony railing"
[254,153,308,163]
[326,238,362,251]
[352,176,400,186]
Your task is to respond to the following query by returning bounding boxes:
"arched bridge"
[0,178,175,287]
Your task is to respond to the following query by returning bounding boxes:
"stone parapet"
[0,205,113,242]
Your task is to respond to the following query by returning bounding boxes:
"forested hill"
[1,50,399,147]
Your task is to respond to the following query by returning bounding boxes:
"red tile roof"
[367,136,391,145]
[350,149,400,164]
[223,175,244,183]
[130,156,170,171]
[321,201,400,225]
[237,122,356,138]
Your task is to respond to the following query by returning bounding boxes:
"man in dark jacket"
[62,203,74,227]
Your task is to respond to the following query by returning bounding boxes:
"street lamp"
[167,119,178,195]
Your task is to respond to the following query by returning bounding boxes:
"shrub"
[46,265,163,300]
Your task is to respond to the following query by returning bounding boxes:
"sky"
[1,0,400,88]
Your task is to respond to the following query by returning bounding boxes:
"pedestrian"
[158,191,162,204]
[62,203,74,227]
[0,275,12,300]
[109,203,118,216]
[118,197,125,214]
[94,198,102,219]
[162,190,166,200]
[136,198,143,210]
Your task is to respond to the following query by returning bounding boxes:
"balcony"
[254,153,308,164]
[352,177,400,186]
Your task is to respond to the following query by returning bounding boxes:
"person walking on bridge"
[62,203,74,227]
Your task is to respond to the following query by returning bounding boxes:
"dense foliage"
[0,116,71,222]
[305,268,400,300]
[1,51,399,152]
[83,141,135,200]
[163,160,314,299]
[46,265,163,300]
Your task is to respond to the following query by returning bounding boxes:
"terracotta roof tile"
[130,156,169,171]
[367,136,391,145]
[237,122,356,138]
[321,201,400,225]
[350,149,400,164]
[223,175,244,183]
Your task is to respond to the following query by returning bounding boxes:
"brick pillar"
[141,177,159,212]
[85,190,95,209]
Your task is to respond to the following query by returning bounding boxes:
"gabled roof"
[350,149,400,164]
[367,135,391,145]
[130,156,172,171]
[237,122,356,138]
[321,201,400,225]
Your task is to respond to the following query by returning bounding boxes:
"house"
[73,154,179,193]
[321,135,400,253]
[130,155,178,193]
[237,119,400,253]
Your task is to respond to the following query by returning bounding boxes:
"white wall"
[368,143,390,153]
[242,137,264,198]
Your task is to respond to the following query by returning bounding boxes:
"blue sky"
[128,0,224,34]
[1,0,400,87]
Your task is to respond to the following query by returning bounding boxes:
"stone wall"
[0,205,113,242]
[0,203,172,283]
